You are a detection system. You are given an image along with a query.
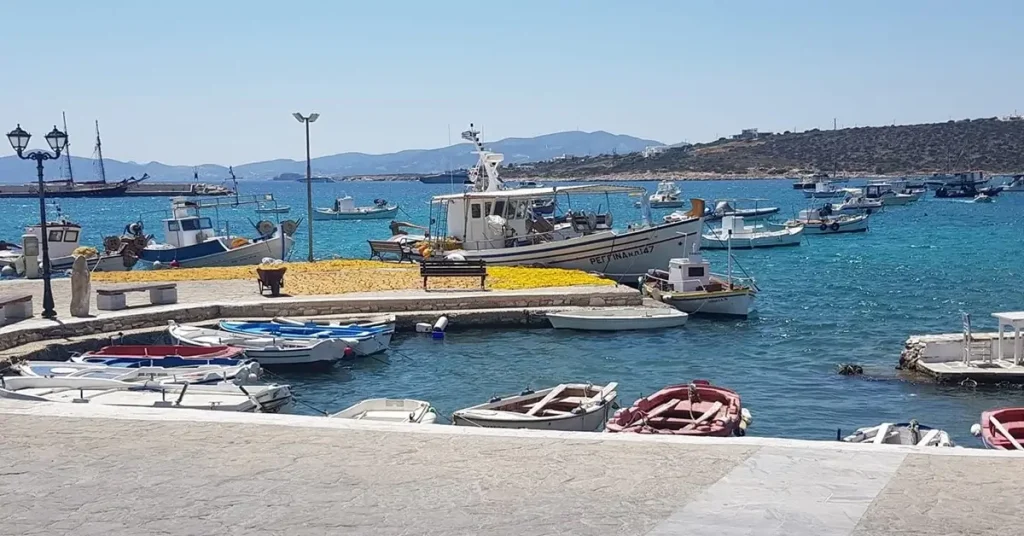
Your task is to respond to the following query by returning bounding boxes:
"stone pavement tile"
[851,453,1024,536]
[647,447,907,536]
[0,414,757,536]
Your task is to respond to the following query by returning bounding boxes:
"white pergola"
[992,311,1024,366]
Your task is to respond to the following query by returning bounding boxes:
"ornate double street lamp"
[6,124,68,319]
[293,112,319,262]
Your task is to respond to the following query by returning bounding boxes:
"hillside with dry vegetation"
[503,117,1024,178]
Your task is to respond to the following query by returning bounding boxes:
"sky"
[2,0,1022,165]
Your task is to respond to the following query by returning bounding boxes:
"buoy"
[414,322,432,333]
[152,260,163,269]
[432,315,449,333]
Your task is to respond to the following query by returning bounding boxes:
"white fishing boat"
[864,182,917,206]
[329,399,438,424]
[452,382,618,431]
[167,321,348,367]
[828,191,883,214]
[0,376,292,413]
[841,421,955,447]
[313,197,399,220]
[785,207,869,234]
[13,360,261,386]
[698,199,780,222]
[256,205,291,214]
[701,215,803,249]
[131,198,297,268]
[648,181,685,208]
[381,124,704,282]
[803,179,844,198]
[642,243,757,317]
[546,307,687,331]
[0,218,135,273]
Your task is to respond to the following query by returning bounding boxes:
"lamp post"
[6,124,68,319]
[293,112,319,262]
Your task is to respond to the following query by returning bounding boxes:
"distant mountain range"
[0,130,660,184]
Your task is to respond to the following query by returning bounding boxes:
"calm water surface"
[4,179,1024,445]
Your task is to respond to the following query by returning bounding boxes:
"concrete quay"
[901,332,1024,383]
[1,399,1023,536]
[0,278,640,353]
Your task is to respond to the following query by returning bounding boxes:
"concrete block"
[149,287,178,305]
[97,294,126,311]
[2,299,33,320]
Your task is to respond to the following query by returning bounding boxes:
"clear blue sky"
[3,0,1021,165]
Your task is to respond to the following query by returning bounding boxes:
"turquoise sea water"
[4,179,1024,445]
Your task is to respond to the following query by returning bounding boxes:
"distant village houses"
[642,145,669,158]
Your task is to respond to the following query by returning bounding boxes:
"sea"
[3,178,1024,445]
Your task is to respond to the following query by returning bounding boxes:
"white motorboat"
[701,215,803,249]
[648,181,685,208]
[452,382,618,431]
[642,244,757,317]
[973,193,993,203]
[329,399,438,424]
[313,197,399,220]
[167,321,348,367]
[828,191,883,214]
[0,376,292,413]
[785,208,869,235]
[1000,174,1024,192]
[803,179,844,198]
[380,124,704,283]
[546,307,687,331]
[924,171,988,191]
[864,182,917,206]
[131,198,297,268]
[0,218,136,274]
[841,421,954,447]
[699,199,780,222]
[13,360,261,385]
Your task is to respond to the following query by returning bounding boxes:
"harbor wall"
[900,332,1020,369]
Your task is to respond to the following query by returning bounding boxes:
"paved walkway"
[1,400,1021,535]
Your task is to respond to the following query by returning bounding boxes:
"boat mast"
[727,229,733,288]
[95,120,107,183]
[62,112,74,184]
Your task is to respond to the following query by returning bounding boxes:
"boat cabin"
[666,251,714,292]
[162,198,215,247]
[334,197,356,212]
[26,221,82,259]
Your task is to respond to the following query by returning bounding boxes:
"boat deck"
[1,398,1022,536]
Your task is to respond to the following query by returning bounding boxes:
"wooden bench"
[96,283,178,311]
[368,240,414,263]
[0,293,32,322]
[419,259,487,290]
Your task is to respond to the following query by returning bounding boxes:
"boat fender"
[830,222,841,231]
[819,223,828,231]
[432,315,449,333]
[415,322,432,333]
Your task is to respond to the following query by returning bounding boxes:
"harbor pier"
[901,331,1024,383]
[1,398,1022,536]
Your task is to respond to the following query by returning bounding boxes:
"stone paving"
[1,400,1022,536]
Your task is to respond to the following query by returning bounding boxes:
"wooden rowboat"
[975,408,1024,450]
[605,380,751,436]
[452,382,617,431]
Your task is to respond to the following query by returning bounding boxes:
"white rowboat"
[546,307,687,331]
[329,399,438,424]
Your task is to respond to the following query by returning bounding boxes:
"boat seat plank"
[916,429,941,446]
[681,401,724,432]
[873,423,892,445]
[588,382,617,403]
[541,409,574,417]
[645,398,682,420]
[525,384,568,417]
[991,416,1024,450]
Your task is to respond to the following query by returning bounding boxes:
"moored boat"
[217,321,392,356]
[701,215,803,249]
[641,245,757,317]
[648,181,685,208]
[0,217,137,273]
[864,182,918,206]
[419,170,471,184]
[605,380,751,436]
[81,344,247,360]
[828,191,883,214]
[313,197,399,220]
[452,382,618,431]
[16,360,261,386]
[699,199,780,222]
[973,408,1024,450]
[1000,174,1024,192]
[329,399,438,424]
[784,207,869,235]
[840,421,954,447]
[546,307,687,331]
[168,321,350,367]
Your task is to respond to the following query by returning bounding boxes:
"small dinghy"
[699,199,780,222]
[218,320,392,356]
[840,421,954,447]
[0,376,292,413]
[255,205,291,214]
[15,360,261,386]
[701,215,802,249]
[452,382,618,431]
[80,344,247,360]
[329,399,438,424]
[168,321,350,367]
[972,408,1024,450]
[546,307,687,331]
[313,197,399,221]
[606,380,752,436]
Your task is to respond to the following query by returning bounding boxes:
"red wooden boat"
[84,345,246,360]
[605,380,750,436]
[978,408,1024,450]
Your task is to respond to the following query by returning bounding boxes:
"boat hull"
[704,208,780,222]
[168,323,346,368]
[647,285,755,317]
[419,171,471,184]
[650,200,685,209]
[141,233,293,268]
[450,217,702,282]
[701,229,802,249]
[546,308,687,331]
[796,216,869,234]
[312,206,399,220]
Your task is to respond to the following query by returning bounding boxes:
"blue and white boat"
[218,321,392,356]
[130,198,297,268]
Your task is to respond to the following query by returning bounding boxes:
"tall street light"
[293,112,319,262]
[6,124,68,319]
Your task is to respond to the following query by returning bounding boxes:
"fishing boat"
[641,243,757,317]
[698,199,780,222]
[15,360,261,386]
[418,170,471,184]
[128,198,297,267]
[0,376,292,413]
[517,180,546,189]
[329,399,438,424]
[803,179,844,199]
[272,314,397,331]
[381,125,704,283]
[0,217,136,273]
[784,207,869,234]
[168,321,350,367]
[792,174,824,190]
[1000,174,1024,192]
[256,205,291,214]
[864,182,917,206]
[217,321,392,356]
[840,421,954,447]
[648,181,685,208]
[79,344,247,360]
[452,382,618,431]
[546,307,687,331]
[925,171,988,191]
[973,408,1024,450]
[605,380,752,436]
[313,197,399,220]
[701,215,803,249]
[828,191,883,214]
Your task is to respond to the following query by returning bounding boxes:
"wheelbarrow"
[256,266,287,297]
